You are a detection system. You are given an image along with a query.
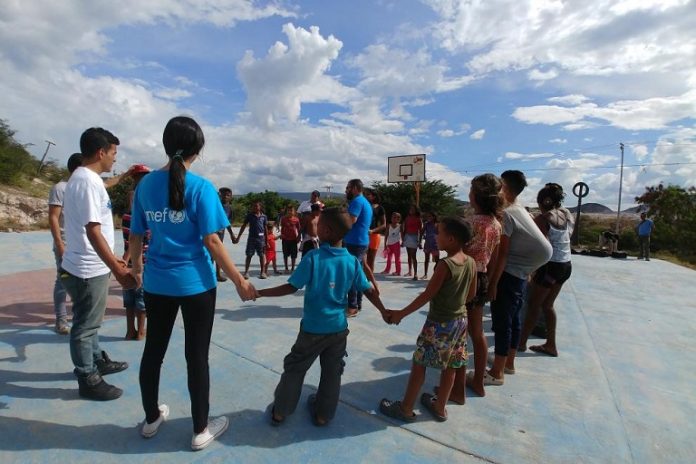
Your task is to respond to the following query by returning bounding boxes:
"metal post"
[615,143,624,234]
[36,140,55,175]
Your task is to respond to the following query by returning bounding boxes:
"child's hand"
[389,310,405,325]
[236,279,257,301]
[380,309,392,325]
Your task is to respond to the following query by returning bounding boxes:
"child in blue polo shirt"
[258,207,389,426]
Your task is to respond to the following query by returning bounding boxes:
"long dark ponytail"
[162,116,205,211]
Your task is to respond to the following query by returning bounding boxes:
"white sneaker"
[191,415,228,451]
[141,404,169,438]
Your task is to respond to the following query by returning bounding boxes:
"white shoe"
[191,416,228,451]
[141,404,169,438]
[483,371,504,386]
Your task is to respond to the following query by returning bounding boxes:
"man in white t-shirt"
[486,170,552,385]
[61,127,136,401]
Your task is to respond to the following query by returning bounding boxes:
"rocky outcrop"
[0,187,48,231]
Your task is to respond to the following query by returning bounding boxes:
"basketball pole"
[415,181,421,207]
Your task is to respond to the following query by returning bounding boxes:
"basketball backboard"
[387,154,426,183]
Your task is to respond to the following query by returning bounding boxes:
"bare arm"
[235,220,248,243]
[466,268,477,303]
[487,235,509,301]
[204,233,256,300]
[85,222,135,288]
[48,205,64,257]
[129,233,144,288]
[258,283,298,297]
[391,261,448,324]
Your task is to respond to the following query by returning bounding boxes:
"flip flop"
[379,398,416,423]
[420,393,447,422]
[529,345,558,357]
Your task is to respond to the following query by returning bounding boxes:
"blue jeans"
[345,244,367,309]
[61,272,110,377]
[491,272,526,357]
[53,248,68,322]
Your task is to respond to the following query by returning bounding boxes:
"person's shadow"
[217,304,303,322]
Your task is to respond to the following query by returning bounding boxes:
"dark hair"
[311,190,321,196]
[219,187,232,195]
[364,187,382,205]
[537,183,565,210]
[79,128,119,158]
[501,170,527,196]
[162,116,205,211]
[67,153,83,173]
[439,216,473,248]
[408,204,421,216]
[471,173,503,217]
[347,178,363,192]
[423,210,438,222]
[321,207,352,240]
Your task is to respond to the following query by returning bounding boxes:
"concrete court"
[0,230,694,464]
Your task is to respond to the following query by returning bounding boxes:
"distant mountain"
[567,203,643,214]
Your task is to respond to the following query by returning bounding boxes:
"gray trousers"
[274,328,348,421]
[61,272,110,377]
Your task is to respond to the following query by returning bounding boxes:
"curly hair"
[537,182,565,210]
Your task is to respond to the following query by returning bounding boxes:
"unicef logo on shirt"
[145,207,187,224]
[169,209,186,223]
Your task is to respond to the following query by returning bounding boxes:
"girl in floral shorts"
[379,217,476,422]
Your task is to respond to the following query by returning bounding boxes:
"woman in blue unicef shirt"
[128,116,257,451]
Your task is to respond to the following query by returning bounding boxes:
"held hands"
[379,309,404,325]
[115,262,137,289]
[235,279,258,301]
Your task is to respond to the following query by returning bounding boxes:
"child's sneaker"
[191,416,228,451]
[141,404,169,438]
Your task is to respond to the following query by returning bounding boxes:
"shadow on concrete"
[0,368,76,400]
[217,305,303,322]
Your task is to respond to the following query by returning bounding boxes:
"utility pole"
[615,142,624,234]
[36,140,56,176]
[324,185,332,198]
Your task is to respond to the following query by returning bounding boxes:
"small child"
[380,217,477,422]
[402,205,422,280]
[259,207,388,426]
[420,211,439,279]
[264,222,281,275]
[381,212,402,275]
[280,205,301,273]
[235,201,268,279]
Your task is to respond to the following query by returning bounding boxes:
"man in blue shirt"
[258,207,388,427]
[636,212,654,261]
[343,179,373,317]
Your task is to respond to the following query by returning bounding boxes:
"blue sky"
[1,0,695,207]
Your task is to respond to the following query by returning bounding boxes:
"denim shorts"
[246,237,266,257]
[123,286,146,311]
[533,261,572,288]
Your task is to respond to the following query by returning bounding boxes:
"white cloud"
[549,138,568,144]
[528,68,558,81]
[513,90,696,130]
[349,44,473,98]
[504,152,555,161]
[237,23,357,128]
[425,0,696,84]
[470,129,485,140]
[437,129,455,138]
[548,95,590,106]
[630,143,649,161]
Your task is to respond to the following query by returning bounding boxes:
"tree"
[371,179,460,219]
[635,184,696,258]
[234,190,294,224]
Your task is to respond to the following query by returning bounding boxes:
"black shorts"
[302,239,318,257]
[466,272,489,309]
[282,239,298,259]
[533,261,572,288]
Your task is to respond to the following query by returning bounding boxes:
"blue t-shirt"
[288,243,371,334]
[344,194,372,246]
[130,170,229,296]
[638,219,653,236]
[244,212,267,241]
